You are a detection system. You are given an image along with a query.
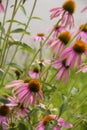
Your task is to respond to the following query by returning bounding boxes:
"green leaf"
[59,95,68,117]
[31,16,42,21]
[22,0,27,4]
[0,69,4,80]
[21,43,35,53]
[45,124,52,130]
[0,96,10,104]
[0,22,5,34]
[8,63,23,72]
[11,28,30,35]
[9,41,35,54]
[20,5,26,16]
[59,101,68,117]
[6,20,26,26]
[18,123,28,130]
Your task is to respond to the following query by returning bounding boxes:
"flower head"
[53,58,70,82]
[72,24,87,42]
[5,79,43,107]
[48,24,66,38]
[47,31,71,55]
[36,115,73,130]
[62,40,87,68]
[32,33,46,42]
[50,0,76,28]
[29,66,39,79]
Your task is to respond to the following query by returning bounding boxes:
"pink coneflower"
[47,31,71,55]
[6,96,29,118]
[72,24,87,43]
[50,0,76,28]
[29,67,39,79]
[81,6,87,13]
[62,40,87,68]
[48,24,66,38]
[53,58,70,82]
[0,0,4,12]
[5,79,43,107]
[0,105,10,130]
[32,33,46,42]
[36,115,73,130]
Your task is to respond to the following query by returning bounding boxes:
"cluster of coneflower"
[0,0,87,130]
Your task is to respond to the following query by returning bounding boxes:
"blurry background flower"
[31,33,46,42]
[0,0,4,12]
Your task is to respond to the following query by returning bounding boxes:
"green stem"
[0,0,9,59]
[0,0,38,86]
[0,0,18,67]
[39,42,42,60]
[2,0,23,66]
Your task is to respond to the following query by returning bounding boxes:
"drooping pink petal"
[0,3,4,12]
[81,6,87,13]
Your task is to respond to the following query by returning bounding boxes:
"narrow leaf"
[22,0,27,4]
[20,5,26,16]
[9,41,35,54]
[31,16,42,21]
[11,28,30,36]
[0,96,10,104]
[6,20,26,26]
[9,63,23,72]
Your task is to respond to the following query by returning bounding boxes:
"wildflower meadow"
[0,0,87,130]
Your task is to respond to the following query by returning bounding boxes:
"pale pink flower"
[53,59,70,82]
[50,0,76,28]
[72,24,87,43]
[6,96,29,118]
[47,31,71,55]
[32,33,46,42]
[36,115,73,130]
[0,2,4,12]
[48,24,66,38]
[61,40,87,68]
[81,6,87,13]
[5,79,43,107]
